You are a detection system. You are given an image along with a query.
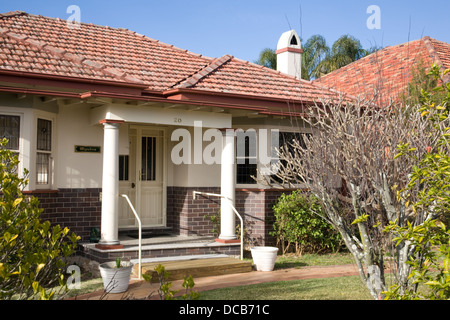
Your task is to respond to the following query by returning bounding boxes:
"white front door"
[119,127,166,228]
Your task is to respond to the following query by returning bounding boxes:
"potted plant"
[250,246,279,272]
[99,257,134,293]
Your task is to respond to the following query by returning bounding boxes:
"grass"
[199,275,372,300]
[274,252,355,268]
[197,251,373,300]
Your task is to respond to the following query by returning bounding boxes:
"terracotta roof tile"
[313,37,450,106]
[182,56,344,103]
[0,11,211,90]
[0,11,350,104]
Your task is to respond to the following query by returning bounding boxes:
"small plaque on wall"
[74,145,101,153]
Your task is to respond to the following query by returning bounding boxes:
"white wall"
[167,126,221,187]
[56,104,104,188]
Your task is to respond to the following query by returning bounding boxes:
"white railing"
[192,191,243,260]
[120,194,142,280]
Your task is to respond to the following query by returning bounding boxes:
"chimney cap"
[276,30,301,51]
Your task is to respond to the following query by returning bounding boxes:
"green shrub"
[271,191,343,255]
[0,139,80,299]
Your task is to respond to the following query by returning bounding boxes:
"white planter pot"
[99,261,134,293]
[251,246,278,272]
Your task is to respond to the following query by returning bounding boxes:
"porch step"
[118,227,172,239]
[80,235,242,263]
[136,256,252,282]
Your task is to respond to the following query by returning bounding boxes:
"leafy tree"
[301,34,330,80]
[401,59,446,106]
[255,34,378,80]
[382,64,449,299]
[320,35,372,73]
[0,139,80,299]
[262,80,446,299]
[255,48,277,70]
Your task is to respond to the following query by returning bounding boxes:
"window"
[141,136,156,181]
[36,118,52,185]
[271,132,311,183]
[0,114,20,151]
[119,155,129,181]
[236,130,257,184]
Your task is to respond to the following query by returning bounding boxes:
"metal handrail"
[121,194,142,280]
[192,191,243,260]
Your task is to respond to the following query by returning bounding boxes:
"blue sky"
[1,1,449,63]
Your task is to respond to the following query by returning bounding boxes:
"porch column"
[219,128,236,241]
[98,119,123,247]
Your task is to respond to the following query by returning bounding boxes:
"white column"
[219,128,236,240]
[99,120,122,246]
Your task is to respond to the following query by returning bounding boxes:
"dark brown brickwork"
[167,186,221,237]
[167,186,287,246]
[29,187,286,246]
[235,189,285,247]
[29,188,102,242]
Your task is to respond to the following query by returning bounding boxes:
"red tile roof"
[172,54,343,102]
[0,11,210,90]
[0,11,344,107]
[313,36,450,106]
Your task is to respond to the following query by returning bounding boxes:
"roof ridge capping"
[175,54,234,88]
[421,36,450,83]
[0,11,27,19]
[0,26,144,85]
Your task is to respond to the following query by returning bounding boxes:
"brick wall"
[235,189,285,247]
[29,188,102,242]
[30,187,286,246]
[167,186,220,236]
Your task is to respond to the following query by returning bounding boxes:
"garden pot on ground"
[251,246,278,272]
[99,261,134,293]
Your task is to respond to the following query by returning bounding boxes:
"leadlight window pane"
[36,152,50,185]
[0,115,20,150]
[37,119,52,151]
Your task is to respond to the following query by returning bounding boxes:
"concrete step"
[80,236,242,263]
[135,256,252,282]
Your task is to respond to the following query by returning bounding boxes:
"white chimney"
[276,30,302,79]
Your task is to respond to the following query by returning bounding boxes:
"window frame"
[235,129,258,186]
[34,115,55,189]
[0,112,24,176]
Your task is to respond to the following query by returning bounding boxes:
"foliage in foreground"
[383,219,450,299]
[383,64,450,300]
[0,139,80,299]
[142,264,199,300]
[271,191,343,255]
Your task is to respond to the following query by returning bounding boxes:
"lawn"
[199,275,372,300]
[198,252,373,300]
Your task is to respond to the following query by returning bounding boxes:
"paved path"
[71,264,361,300]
